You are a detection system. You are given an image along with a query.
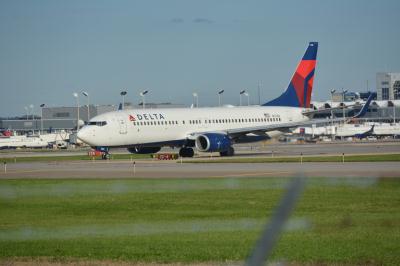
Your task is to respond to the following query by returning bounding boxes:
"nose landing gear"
[101,152,111,160]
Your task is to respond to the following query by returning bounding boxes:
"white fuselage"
[77,106,308,148]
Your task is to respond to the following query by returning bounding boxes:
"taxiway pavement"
[0,160,399,179]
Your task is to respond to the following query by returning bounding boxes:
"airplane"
[76,42,356,158]
[354,125,375,139]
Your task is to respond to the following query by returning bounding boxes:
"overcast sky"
[1,0,399,117]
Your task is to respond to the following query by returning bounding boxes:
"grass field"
[0,177,399,265]
[185,153,400,163]
[1,153,400,164]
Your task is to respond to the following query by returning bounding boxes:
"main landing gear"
[179,147,194,158]
[220,146,235,157]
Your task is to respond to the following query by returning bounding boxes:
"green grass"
[0,153,152,163]
[2,153,400,164]
[185,153,400,163]
[0,178,399,264]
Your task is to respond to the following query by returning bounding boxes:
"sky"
[0,0,399,117]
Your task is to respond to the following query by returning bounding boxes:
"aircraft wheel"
[102,153,111,160]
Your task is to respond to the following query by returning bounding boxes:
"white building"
[376,72,400,100]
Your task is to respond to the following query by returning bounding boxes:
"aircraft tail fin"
[352,93,373,119]
[263,42,318,108]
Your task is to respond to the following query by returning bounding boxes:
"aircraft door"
[119,119,127,134]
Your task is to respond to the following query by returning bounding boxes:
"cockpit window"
[88,121,107,126]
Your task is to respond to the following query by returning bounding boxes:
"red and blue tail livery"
[263,42,318,108]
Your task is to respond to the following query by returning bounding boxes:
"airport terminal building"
[376,72,400,100]
[0,103,185,132]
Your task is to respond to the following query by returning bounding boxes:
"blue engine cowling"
[195,133,231,152]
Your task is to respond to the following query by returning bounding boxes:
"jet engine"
[127,146,161,154]
[195,133,231,152]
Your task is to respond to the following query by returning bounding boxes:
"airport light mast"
[140,90,149,109]
[82,91,90,122]
[218,89,224,106]
[73,92,80,130]
[192,92,198,108]
[239,90,246,106]
[29,104,34,120]
[244,92,250,106]
[120,91,127,110]
[24,106,28,120]
[342,89,348,122]
[40,104,45,133]
[330,89,336,138]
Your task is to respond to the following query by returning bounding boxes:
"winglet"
[352,93,373,119]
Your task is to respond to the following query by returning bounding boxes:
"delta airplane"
[76,42,361,158]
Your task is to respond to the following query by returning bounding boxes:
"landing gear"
[220,146,235,157]
[101,152,111,160]
[179,147,194,158]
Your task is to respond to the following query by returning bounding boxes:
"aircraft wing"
[187,117,341,140]
[187,93,373,139]
[225,117,344,136]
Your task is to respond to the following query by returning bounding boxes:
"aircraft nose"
[77,127,90,144]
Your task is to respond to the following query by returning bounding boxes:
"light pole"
[244,92,250,106]
[120,91,127,110]
[218,89,224,106]
[40,104,45,133]
[330,89,336,117]
[24,106,28,120]
[29,104,34,120]
[140,90,148,109]
[330,89,336,137]
[192,92,198,108]
[342,89,348,121]
[393,101,396,123]
[239,90,246,106]
[82,91,90,122]
[73,92,80,130]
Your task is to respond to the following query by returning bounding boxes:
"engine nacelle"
[195,133,231,152]
[127,146,161,154]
